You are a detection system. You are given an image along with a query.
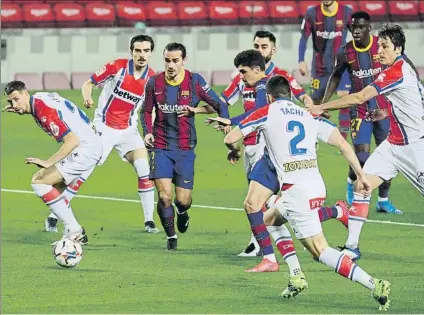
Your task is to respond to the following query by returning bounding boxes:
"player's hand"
[298,62,308,76]
[25,157,51,168]
[2,104,18,113]
[308,104,325,116]
[205,117,231,127]
[83,98,94,109]
[365,109,387,122]
[222,125,232,134]
[321,111,331,119]
[144,134,155,148]
[227,149,241,165]
[178,106,197,117]
[356,174,371,197]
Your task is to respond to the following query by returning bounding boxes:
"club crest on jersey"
[95,66,107,76]
[181,90,190,98]
[372,54,380,62]
[336,20,343,27]
[417,172,424,184]
[41,116,47,123]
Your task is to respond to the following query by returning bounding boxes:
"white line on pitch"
[2,188,424,228]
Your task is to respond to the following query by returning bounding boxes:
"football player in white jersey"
[310,24,424,261]
[3,81,103,244]
[216,75,391,311]
[44,35,160,234]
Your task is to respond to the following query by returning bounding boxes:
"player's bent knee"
[126,148,148,164]
[174,197,192,212]
[158,191,172,208]
[243,197,260,213]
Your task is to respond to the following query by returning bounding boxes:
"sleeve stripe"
[240,116,268,129]
[378,77,404,93]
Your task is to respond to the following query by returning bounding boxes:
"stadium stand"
[42,72,71,90]
[14,73,44,90]
[1,1,421,29]
[71,72,94,90]
[211,70,234,86]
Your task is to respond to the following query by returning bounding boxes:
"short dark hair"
[163,42,187,59]
[351,11,371,22]
[378,23,405,54]
[266,75,291,99]
[253,30,276,45]
[234,50,265,71]
[130,34,154,52]
[4,80,27,95]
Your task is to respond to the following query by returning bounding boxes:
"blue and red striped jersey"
[140,70,229,150]
[335,35,389,118]
[300,2,352,76]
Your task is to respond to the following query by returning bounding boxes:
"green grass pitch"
[1,87,424,313]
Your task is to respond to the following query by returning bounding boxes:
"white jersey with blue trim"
[31,92,99,148]
[238,98,336,184]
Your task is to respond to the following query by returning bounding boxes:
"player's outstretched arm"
[178,105,216,117]
[27,132,80,169]
[224,127,243,164]
[196,74,230,118]
[81,80,96,108]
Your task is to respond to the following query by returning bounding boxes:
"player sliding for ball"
[3,81,103,245]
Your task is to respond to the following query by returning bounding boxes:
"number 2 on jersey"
[287,120,307,155]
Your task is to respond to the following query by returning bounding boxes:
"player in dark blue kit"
[298,0,352,139]
[140,42,229,250]
[322,11,402,216]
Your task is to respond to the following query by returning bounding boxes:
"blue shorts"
[310,70,351,100]
[248,154,280,194]
[149,149,196,190]
[350,118,389,146]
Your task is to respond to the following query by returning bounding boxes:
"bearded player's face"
[253,37,275,63]
[164,50,185,80]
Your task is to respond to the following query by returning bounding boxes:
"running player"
[140,42,230,251]
[298,0,352,139]
[321,11,401,214]
[4,81,103,244]
[310,24,424,260]
[225,75,391,311]
[44,34,159,234]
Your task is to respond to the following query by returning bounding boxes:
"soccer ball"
[53,239,83,268]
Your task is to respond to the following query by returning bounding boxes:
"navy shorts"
[350,117,389,146]
[248,154,280,194]
[149,149,196,190]
[310,70,351,100]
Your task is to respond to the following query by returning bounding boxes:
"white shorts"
[276,179,326,240]
[94,121,145,165]
[55,143,103,185]
[243,137,266,176]
[364,139,424,194]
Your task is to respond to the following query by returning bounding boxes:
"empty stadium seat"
[14,73,43,90]
[338,1,359,11]
[1,4,23,29]
[238,1,270,25]
[292,69,311,86]
[116,2,146,27]
[53,3,86,28]
[177,1,208,26]
[85,2,116,27]
[211,70,234,86]
[298,1,320,17]
[208,1,239,25]
[43,72,71,90]
[22,3,55,28]
[358,1,389,21]
[388,1,419,21]
[146,1,178,27]
[268,1,299,24]
[71,72,92,90]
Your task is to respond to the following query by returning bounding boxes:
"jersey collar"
[321,1,339,17]
[353,35,373,52]
[141,65,149,79]
[29,95,35,115]
[166,69,186,86]
[275,96,292,102]
[265,61,275,75]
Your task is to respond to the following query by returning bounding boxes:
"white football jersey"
[239,98,336,184]
[31,92,99,148]
[370,56,424,145]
